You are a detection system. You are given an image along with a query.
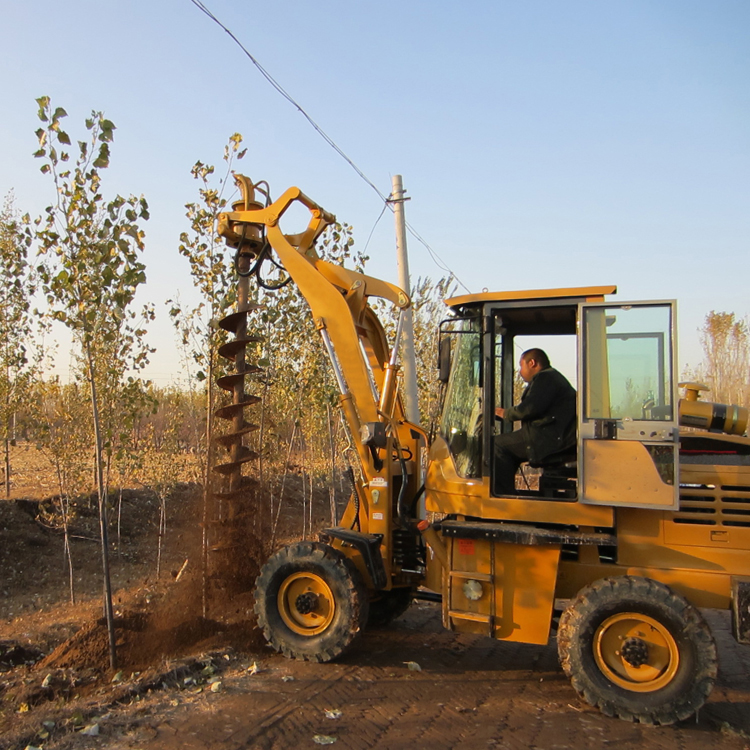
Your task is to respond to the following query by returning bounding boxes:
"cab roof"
[446,285,617,311]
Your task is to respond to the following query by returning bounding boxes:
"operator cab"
[433,286,680,511]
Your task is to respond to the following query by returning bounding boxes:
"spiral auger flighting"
[203,178,272,606]
[204,298,265,602]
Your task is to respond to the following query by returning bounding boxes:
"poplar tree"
[0,192,35,497]
[33,97,151,669]
[170,133,246,614]
[700,311,750,406]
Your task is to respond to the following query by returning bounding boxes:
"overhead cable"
[189,0,470,293]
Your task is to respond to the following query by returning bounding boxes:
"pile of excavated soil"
[39,603,263,676]
[0,481,266,724]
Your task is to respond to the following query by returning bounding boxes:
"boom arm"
[218,175,424,584]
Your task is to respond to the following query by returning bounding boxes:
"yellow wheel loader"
[217,175,750,726]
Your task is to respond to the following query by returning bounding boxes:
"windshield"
[439,318,482,478]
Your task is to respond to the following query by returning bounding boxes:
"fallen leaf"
[404,661,422,672]
[210,681,222,693]
[324,709,343,720]
[80,724,99,736]
[247,662,262,675]
[111,670,124,683]
[41,673,52,688]
[282,675,294,682]
[313,735,337,745]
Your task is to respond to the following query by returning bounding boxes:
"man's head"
[519,348,550,383]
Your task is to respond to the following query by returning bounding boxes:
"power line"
[404,220,469,291]
[362,203,388,256]
[189,0,388,203]
[189,0,470,294]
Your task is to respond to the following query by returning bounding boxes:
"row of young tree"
[3,97,749,512]
[1,97,451,603]
[1,98,451,493]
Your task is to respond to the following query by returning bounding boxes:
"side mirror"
[438,336,451,383]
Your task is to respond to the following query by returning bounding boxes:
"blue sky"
[1,0,748,384]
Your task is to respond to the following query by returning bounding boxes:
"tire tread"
[557,576,717,725]
[254,541,369,662]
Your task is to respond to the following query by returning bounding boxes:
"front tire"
[254,541,369,662]
[557,576,717,725]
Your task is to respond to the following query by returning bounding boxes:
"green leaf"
[93,143,110,169]
[40,164,50,174]
[99,119,116,142]
[36,96,50,120]
[57,130,71,145]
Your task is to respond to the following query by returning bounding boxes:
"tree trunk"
[156,490,167,579]
[201,350,215,619]
[327,404,337,526]
[4,435,9,498]
[85,343,117,670]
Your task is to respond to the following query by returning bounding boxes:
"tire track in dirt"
[69,603,750,750]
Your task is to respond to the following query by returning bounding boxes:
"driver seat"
[528,445,577,499]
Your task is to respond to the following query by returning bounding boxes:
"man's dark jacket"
[504,367,576,463]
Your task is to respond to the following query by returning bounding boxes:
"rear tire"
[557,576,717,725]
[254,541,369,662]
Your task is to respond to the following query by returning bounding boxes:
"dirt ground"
[1,444,749,749]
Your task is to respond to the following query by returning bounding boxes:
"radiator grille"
[676,483,750,528]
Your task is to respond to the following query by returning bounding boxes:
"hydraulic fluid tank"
[678,382,748,436]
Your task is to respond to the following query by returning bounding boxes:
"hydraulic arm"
[217,174,425,587]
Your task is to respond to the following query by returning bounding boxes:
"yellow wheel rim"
[594,612,680,693]
[278,572,335,636]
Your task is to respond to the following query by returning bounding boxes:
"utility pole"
[391,175,420,424]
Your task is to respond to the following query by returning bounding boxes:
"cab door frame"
[577,299,680,510]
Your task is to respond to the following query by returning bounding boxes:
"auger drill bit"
[204,178,267,602]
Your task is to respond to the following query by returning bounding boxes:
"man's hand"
[495,407,505,419]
